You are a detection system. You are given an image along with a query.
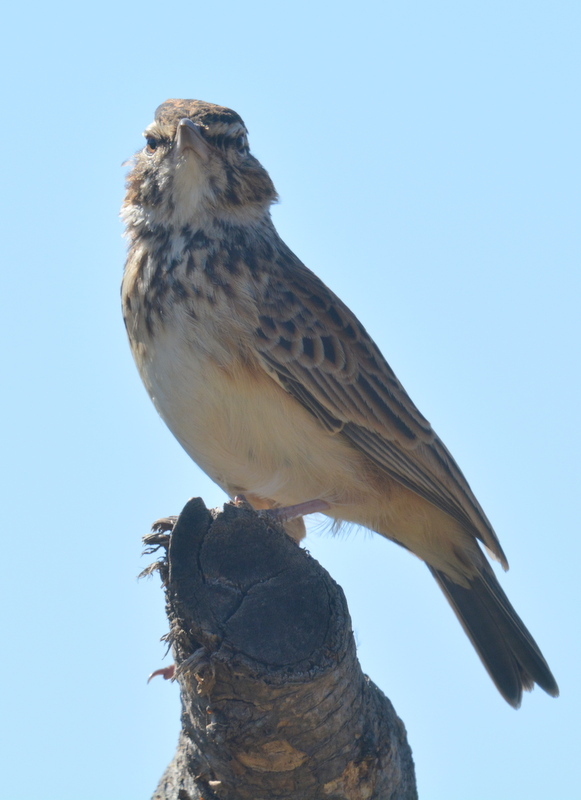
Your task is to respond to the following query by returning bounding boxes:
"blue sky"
[1,1,579,797]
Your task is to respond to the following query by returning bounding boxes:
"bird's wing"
[253,248,506,566]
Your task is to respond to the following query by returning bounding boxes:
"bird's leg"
[232,495,330,542]
[233,494,329,520]
[262,499,331,521]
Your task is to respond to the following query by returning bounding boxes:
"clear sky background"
[1,1,579,798]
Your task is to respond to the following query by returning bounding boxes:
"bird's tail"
[428,564,559,707]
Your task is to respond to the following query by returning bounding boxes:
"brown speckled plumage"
[121,99,558,707]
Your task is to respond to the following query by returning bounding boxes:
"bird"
[121,98,558,708]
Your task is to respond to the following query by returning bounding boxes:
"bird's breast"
[128,299,373,510]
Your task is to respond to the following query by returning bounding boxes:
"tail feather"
[429,565,559,708]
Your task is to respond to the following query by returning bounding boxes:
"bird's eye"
[145,137,159,153]
[234,134,247,153]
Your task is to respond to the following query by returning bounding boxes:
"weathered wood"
[148,497,417,800]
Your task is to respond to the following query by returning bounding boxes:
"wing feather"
[254,246,507,566]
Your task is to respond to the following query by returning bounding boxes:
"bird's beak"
[176,118,210,162]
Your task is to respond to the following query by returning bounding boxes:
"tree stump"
[146,497,417,800]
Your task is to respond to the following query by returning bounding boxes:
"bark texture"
[147,497,417,800]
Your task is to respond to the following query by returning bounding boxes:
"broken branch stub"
[149,497,417,800]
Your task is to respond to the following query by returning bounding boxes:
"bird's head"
[122,99,278,232]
